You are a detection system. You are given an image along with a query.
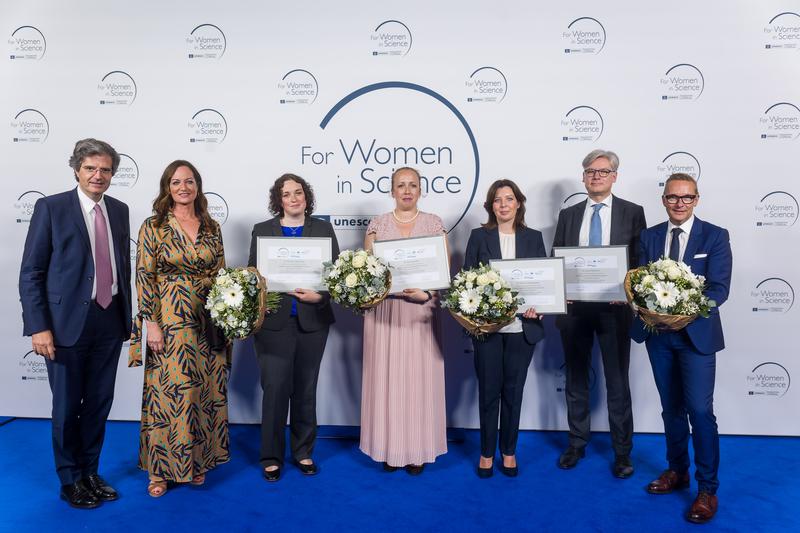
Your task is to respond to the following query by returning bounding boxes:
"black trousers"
[559,302,633,456]
[253,317,329,467]
[46,297,125,486]
[473,331,535,458]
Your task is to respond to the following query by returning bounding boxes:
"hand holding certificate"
[372,234,451,294]
[552,245,629,302]
[256,236,332,292]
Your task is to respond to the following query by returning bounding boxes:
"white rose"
[466,272,477,282]
[502,291,513,303]
[493,282,502,291]
[345,273,358,287]
[352,254,367,268]
[666,266,681,280]
[488,271,500,283]
[476,274,490,286]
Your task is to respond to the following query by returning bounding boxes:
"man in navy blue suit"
[632,173,732,524]
[19,139,132,509]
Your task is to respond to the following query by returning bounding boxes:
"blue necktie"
[669,227,682,261]
[589,203,604,246]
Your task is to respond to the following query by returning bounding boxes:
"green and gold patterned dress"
[129,213,230,482]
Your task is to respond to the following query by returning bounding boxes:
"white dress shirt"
[664,215,695,262]
[498,231,523,334]
[76,187,119,299]
[579,194,614,246]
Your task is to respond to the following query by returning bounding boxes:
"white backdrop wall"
[2,1,798,436]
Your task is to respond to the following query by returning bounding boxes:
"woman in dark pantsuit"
[247,174,340,482]
[463,179,546,478]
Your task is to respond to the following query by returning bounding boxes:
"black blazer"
[248,216,340,332]
[551,194,646,269]
[463,225,547,345]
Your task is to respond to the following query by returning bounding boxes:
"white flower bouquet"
[323,249,391,314]
[205,266,279,339]
[442,263,523,337]
[624,257,716,333]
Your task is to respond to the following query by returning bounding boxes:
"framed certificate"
[372,234,451,293]
[552,245,629,302]
[256,236,332,292]
[490,257,567,314]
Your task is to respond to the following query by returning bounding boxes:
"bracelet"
[424,290,433,302]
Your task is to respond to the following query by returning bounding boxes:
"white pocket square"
[693,253,707,258]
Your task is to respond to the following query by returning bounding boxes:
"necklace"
[285,225,302,236]
[392,209,419,224]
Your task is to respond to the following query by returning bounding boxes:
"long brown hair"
[152,160,215,230]
[482,179,527,229]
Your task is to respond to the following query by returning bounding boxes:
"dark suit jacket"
[631,217,732,354]
[19,188,132,346]
[463,225,547,345]
[552,195,646,328]
[248,216,340,332]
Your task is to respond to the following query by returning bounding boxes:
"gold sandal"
[147,479,168,498]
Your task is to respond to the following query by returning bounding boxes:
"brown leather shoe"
[686,492,718,524]
[646,469,690,494]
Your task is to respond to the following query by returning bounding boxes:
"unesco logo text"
[8,25,46,60]
[560,106,603,142]
[751,278,794,313]
[188,108,227,144]
[465,66,508,104]
[19,350,47,382]
[763,12,800,50]
[747,362,790,398]
[562,17,606,54]
[660,63,704,101]
[14,190,45,223]
[755,191,797,227]
[11,108,49,143]
[656,151,701,187]
[371,20,412,57]
[110,154,139,189]
[97,71,137,106]
[760,102,800,141]
[279,69,319,105]
[186,24,226,59]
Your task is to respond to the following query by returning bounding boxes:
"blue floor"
[0,419,797,532]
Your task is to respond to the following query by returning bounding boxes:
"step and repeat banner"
[2,1,797,435]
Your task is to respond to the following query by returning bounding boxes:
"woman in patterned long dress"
[361,167,448,474]
[128,160,229,497]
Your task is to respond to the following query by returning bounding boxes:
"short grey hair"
[68,138,121,176]
[582,149,619,171]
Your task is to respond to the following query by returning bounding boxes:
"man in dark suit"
[19,139,132,509]
[552,149,646,478]
[632,173,731,524]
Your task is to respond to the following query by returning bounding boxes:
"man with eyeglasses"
[19,138,132,509]
[552,149,646,478]
[632,173,731,524]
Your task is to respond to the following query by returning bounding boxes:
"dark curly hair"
[482,179,527,229]
[268,173,315,217]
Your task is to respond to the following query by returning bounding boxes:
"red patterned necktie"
[93,204,113,308]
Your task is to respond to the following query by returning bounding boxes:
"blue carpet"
[0,419,797,532]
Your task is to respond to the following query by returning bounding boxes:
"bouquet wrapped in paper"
[442,263,523,337]
[205,266,279,339]
[323,249,391,314]
[625,257,716,333]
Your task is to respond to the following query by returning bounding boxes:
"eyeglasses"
[583,168,615,178]
[81,165,113,177]
[663,194,698,205]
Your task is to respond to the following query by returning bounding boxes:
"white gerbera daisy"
[653,281,679,309]
[458,288,481,314]
[222,285,244,308]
